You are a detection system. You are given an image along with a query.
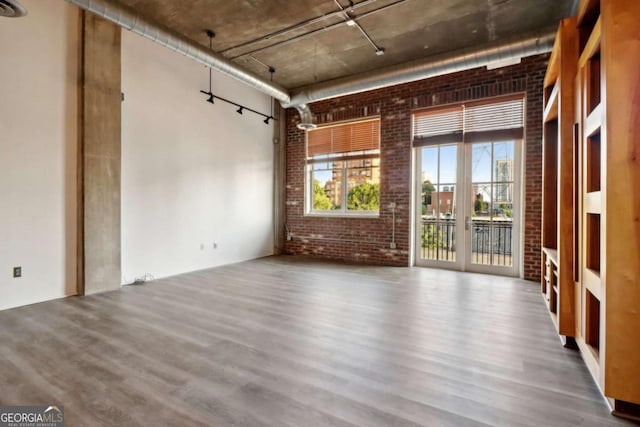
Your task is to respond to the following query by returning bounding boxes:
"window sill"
[304,212,380,219]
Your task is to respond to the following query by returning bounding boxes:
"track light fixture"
[205,31,215,104]
[200,90,276,125]
[199,29,276,126]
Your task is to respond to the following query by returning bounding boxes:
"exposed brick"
[284,54,548,281]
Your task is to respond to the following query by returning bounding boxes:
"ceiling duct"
[63,0,557,131]
[0,0,27,17]
[64,0,290,104]
[282,28,556,108]
[294,104,316,130]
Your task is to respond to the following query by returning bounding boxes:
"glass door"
[415,140,521,276]
[415,144,464,270]
[464,141,521,276]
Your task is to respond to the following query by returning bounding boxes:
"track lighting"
[205,31,215,105]
[199,28,275,126]
[200,90,275,125]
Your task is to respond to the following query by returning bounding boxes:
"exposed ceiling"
[116,0,575,89]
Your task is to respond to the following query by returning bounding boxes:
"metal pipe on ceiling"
[64,0,290,103]
[282,28,556,109]
[64,0,558,130]
[228,0,409,61]
[333,0,384,55]
[220,0,383,56]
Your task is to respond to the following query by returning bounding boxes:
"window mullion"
[342,162,347,212]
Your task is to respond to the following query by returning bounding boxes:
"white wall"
[121,32,275,283]
[0,0,78,310]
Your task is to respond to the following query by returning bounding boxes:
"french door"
[415,140,521,276]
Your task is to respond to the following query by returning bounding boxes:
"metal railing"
[420,218,513,266]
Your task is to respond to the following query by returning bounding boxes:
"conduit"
[282,28,556,108]
[64,0,290,103]
[65,0,557,130]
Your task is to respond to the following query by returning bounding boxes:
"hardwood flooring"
[0,256,631,426]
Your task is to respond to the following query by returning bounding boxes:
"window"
[306,118,380,215]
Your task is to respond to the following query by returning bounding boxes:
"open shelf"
[579,17,602,66]
[586,54,601,115]
[542,119,559,250]
[585,289,601,359]
[586,213,601,273]
[586,131,601,192]
[577,0,600,52]
[577,0,600,26]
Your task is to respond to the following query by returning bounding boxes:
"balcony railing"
[420,218,513,266]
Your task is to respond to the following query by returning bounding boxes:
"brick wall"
[284,53,548,281]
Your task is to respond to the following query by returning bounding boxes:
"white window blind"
[413,106,463,144]
[413,96,525,146]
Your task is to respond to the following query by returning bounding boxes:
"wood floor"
[0,256,631,426]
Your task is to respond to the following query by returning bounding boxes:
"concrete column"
[273,102,287,254]
[78,12,121,295]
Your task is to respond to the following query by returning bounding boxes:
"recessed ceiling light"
[346,19,356,27]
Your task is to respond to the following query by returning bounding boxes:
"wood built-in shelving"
[569,0,640,420]
[576,0,603,401]
[540,17,577,340]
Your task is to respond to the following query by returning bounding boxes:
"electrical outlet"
[286,232,293,241]
[389,202,396,209]
[13,267,22,278]
[390,242,397,249]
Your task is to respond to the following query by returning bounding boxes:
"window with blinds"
[413,95,525,146]
[305,118,381,215]
[307,118,380,161]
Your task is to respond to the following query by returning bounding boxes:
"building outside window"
[306,118,380,215]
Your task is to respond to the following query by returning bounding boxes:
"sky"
[421,141,515,185]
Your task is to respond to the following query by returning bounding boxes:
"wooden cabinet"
[542,0,640,420]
